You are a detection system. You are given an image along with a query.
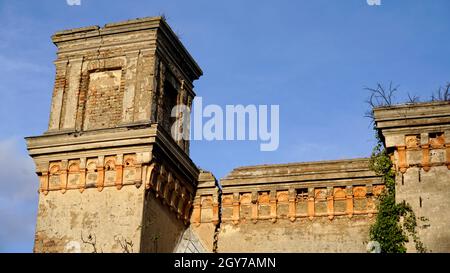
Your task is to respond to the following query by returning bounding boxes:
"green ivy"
[369,131,427,253]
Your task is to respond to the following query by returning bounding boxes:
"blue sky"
[0,0,449,252]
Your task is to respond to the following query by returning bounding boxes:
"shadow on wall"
[140,190,186,253]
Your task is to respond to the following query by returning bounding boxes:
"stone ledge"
[51,16,202,81]
[374,101,450,130]
[221,158,378,187]
[26,123,200,189]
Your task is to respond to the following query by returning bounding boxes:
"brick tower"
[26,17,208,253]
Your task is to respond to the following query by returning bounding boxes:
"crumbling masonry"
[26,17,450,253]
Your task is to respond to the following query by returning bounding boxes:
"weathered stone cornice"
[221,158,378,187]
[26,123,199,185]
[51,16,202,81]
[26,126,157,156]
[201,159,385,225]
[374,101,450,148]
[197,171,219,193]
[374,101,450,130]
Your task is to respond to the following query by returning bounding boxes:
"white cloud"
[0,138,37,201]
[0,138,38,252]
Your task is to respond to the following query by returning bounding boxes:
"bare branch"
[365,82,399,125]
[364,82,398,108]
[407,93,420,104]
[431,82,450,101]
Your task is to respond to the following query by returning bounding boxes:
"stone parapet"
[219,158,383,224]
[374,102,450,145]
[51,16,202,83]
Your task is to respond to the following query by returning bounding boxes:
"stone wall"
[140,191,187,253]
[26,17,203,253]
[218,217,374,252]
[191,159,384,252]
[34,185,145,253]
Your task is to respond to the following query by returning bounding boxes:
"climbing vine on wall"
[369,131,427,253]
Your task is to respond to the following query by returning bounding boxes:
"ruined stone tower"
[25,17,215,253]
[374,102,450,252]
[26,16,450,253]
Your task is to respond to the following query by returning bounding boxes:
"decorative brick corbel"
[232,192,240,225]
[327,187,334,220]
[60,160,68,194]
[134,163,144,189]
[251,191,258,224]
[270,190,277,223]
[115,154,123,190]
[135,163,143,187]
[170,181,180,212]
[155,165,166,198]
[145,162,158,190]
[421,144,431,172]
[307,188,315,220]
[155,176,162,199]
[183,199,193,225]
[397,145,408,173]
[79,158,86,193]
[288,188,296,222]
[177,188,186,219]
[96,156,105,192]
[346,186,353,218]
[40,171,49,195]
[366,184,374,218]
[446,144,450,170]
[162,173,173,205]
[191,196,201,227]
